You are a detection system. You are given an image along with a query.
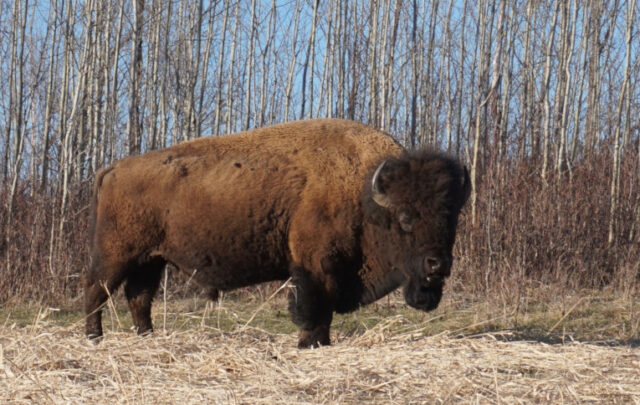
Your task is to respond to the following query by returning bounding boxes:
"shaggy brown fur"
[85,119,470,348]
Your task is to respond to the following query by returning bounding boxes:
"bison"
[85,119,470,348]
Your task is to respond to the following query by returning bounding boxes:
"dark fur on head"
[363,149,468,234]
[360,149,470,311]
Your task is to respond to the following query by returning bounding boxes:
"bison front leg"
[124,258,166,335]
[288,266,335,348]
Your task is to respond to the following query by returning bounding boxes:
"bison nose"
[426,257,441,272]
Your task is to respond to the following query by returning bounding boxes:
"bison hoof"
[297,326,330,349]
[86,333,103,343]
[135,327,154,336]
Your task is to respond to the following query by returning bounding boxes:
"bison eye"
[398,210,417,232]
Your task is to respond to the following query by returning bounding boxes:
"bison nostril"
[426,257,441,272]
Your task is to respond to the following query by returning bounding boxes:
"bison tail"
[89,167,113,252]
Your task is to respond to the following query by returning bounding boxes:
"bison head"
[365,151,470,312]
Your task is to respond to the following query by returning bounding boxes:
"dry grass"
[1,303,639,404]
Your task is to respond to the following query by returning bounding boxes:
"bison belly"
[159,230,291,292]
[154,184,293,292]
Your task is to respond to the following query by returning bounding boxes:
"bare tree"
[258,0,277,127]
[225,0,241,133]
[284,0,302,122]
[40,0,61,191]
[335,0,346,118]
[243,0,257,130]
[422,0,440,145]
[518,0,535,159]
[195,0,213,139]
[3,0,29,261]
[127,0,144,155]
[455,0,470,157]
[367,0,380,126]
[381,0,402,133]
[409,0,419,147]
[213,0,230,136]
[609,0,636,246]
[585,0,603,154]
[470,0,493,226]
[317,0,335,118]
[488,0,506,166]
[300,0,319,119]
[555,0,579,175]
[540,3,560,182]
[148,0,163,149]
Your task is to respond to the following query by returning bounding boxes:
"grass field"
[1,288,639,404]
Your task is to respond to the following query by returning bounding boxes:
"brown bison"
[85,119,470,348]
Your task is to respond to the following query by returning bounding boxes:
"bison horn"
[461,166,471,205]
[371,160,393,208]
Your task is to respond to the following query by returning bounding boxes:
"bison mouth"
[403,277,444,312]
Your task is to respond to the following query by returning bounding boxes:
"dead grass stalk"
[1,317,638,404]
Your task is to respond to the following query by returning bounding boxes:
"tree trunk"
[225,0,241,133]
[40,0,60,191]
[4,0,29,262]
[127,0,144,155]
[213,0,230,136]
[300,0,319,120]
[284,0,302,122]
[243,0,257,130]
[608,0,636,246]
[540,2,560,182]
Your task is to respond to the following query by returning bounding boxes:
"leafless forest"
[0,0,639,303]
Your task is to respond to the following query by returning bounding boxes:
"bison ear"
[461,166,471,206]
[371,161,393,208]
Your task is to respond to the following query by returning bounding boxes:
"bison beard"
[401,254,447,311]
[403,280,444,312]
[84,119,469,348]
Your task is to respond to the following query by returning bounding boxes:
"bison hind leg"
[84,260,129,340]
[124,257,166,335]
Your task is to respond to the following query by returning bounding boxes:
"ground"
[1,289,638,404]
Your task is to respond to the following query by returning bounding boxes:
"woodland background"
[0,0,639,304]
